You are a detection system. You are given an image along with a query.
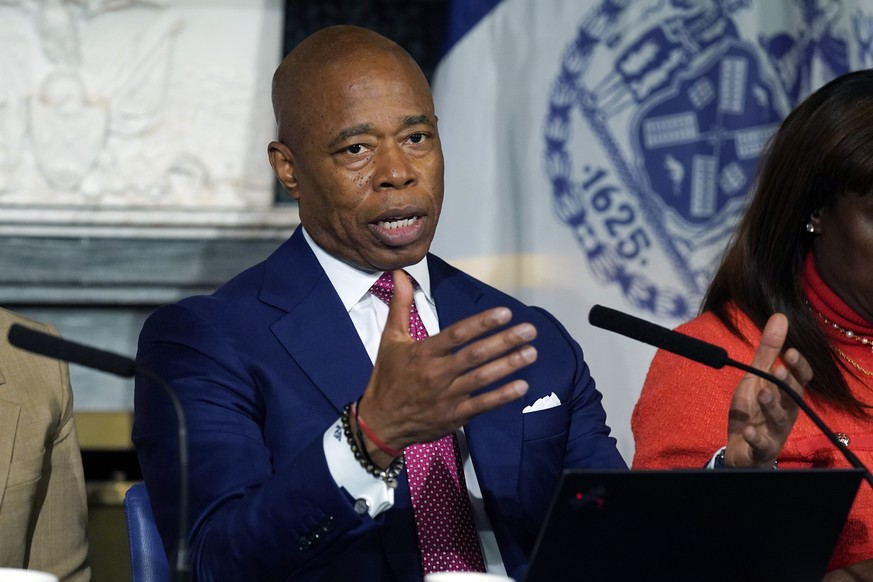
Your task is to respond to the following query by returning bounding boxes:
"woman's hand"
[823,558,873,582]
[724,313,812,468]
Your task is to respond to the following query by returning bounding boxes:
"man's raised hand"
[357,270,538,467]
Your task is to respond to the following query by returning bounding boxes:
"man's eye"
[409,133,425,144]
[345,144,364,154]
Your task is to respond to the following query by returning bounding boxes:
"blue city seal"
[545,0,873,319]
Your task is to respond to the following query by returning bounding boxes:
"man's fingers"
[454,344,538,395]
[382,270,414,338]
[437,307,515,352]
[454,380,530,421]
[454,321,537,366]
[382,273,522,357]
[372,288,540,442]
[419,323,537,400]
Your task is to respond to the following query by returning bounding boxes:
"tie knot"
[370,271,417,306]
[369,271,396,305]
[371,271,428,341]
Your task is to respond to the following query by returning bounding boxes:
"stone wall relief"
[0,0,284,223]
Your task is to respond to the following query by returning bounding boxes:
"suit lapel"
[428,256,524,507]
[264,231,420,579]
[262,228,373,412]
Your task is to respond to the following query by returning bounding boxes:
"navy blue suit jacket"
[133,226,626,582]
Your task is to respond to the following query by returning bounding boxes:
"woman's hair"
[703,69,873,415]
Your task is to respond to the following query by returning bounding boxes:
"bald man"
[133,25,807,582]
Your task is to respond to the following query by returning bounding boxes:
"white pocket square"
[522,392,562,413]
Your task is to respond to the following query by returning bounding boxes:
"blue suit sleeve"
[133,303,379,581]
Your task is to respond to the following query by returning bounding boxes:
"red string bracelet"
[351,401,403,458]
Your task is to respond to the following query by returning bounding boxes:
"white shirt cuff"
[323,416,394,517]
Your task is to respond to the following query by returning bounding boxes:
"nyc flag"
[431,0,873,461]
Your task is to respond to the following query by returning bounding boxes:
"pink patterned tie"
[370,271,487,574]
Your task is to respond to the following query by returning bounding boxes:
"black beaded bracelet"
[341,403,404,488]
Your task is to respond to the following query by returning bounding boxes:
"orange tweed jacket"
[632,307,873,572]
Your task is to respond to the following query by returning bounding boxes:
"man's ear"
[267,141,300,201]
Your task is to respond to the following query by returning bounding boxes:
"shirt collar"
[302,227,433,312]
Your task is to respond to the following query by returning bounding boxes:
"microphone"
[588,305,873,489]
[8,324,191,581]
[8,324,137,377]
[589,304,729,369]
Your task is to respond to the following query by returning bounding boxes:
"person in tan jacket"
[0,308,90,581]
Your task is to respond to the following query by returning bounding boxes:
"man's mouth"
[377,216,419,229]
[370,213,427,247]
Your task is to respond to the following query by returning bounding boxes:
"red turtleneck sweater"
[633,254,873,571]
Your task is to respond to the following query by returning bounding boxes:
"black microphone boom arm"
[588,305,873,490]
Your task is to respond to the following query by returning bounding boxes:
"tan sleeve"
[26,336,91,582]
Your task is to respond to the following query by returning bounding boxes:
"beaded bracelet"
[341,403,404,488]
[351,400,403,458]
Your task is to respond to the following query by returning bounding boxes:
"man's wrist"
[341,403,404,488]
[352,399,403,460]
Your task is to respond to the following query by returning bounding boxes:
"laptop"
[524,469,864,582]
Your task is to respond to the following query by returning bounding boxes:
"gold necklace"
[831,345,873,377]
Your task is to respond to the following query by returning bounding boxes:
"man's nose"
[373,143,415,190]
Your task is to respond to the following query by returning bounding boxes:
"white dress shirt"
[304,229,506,574]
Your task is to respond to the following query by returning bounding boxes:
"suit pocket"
[520,408,568,522]
[7,450,45,487]
[522,405,566,441]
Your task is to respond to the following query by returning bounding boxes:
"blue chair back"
[123,482,170,582]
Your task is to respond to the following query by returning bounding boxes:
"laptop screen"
[525,469,864,582]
